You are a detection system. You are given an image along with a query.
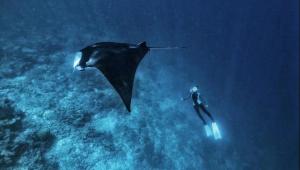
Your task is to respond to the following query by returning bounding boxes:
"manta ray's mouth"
[75,65,84,71]
[73,52,83,70]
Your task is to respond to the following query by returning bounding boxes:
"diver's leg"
[199,105,221,139]
[194,105,212,137]
[194,105,207,125]
[211,122,222,139]
[200,104,215,122]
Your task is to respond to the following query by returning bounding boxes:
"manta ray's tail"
[137,42,186,50]
[148,46,186,50]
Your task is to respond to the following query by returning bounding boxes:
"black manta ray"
[73,41,182,112]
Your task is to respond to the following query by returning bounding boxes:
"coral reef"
[0,99,57,169]
[0,99,26,167]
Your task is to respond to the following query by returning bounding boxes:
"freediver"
[181,86,222,139]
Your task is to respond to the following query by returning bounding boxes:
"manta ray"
[73,41,182,112]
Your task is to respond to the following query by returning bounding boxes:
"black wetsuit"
[191,92,214,125]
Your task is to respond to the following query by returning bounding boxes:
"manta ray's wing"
[96,42,149,112]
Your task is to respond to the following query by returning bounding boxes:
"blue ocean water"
[0,0,299,169]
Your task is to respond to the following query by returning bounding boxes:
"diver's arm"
[181,95,190,101]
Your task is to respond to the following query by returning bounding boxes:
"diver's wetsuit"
[191,92,214,125]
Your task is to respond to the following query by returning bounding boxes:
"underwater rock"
[0,99,27,168]
[85,128,116,152]
[0,49,37,78]
[62,111,93,128]
[30,129,56,151]
[13,128,57,169]
[0,99,57,168]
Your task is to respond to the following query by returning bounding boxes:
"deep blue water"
[0,0,299,169]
